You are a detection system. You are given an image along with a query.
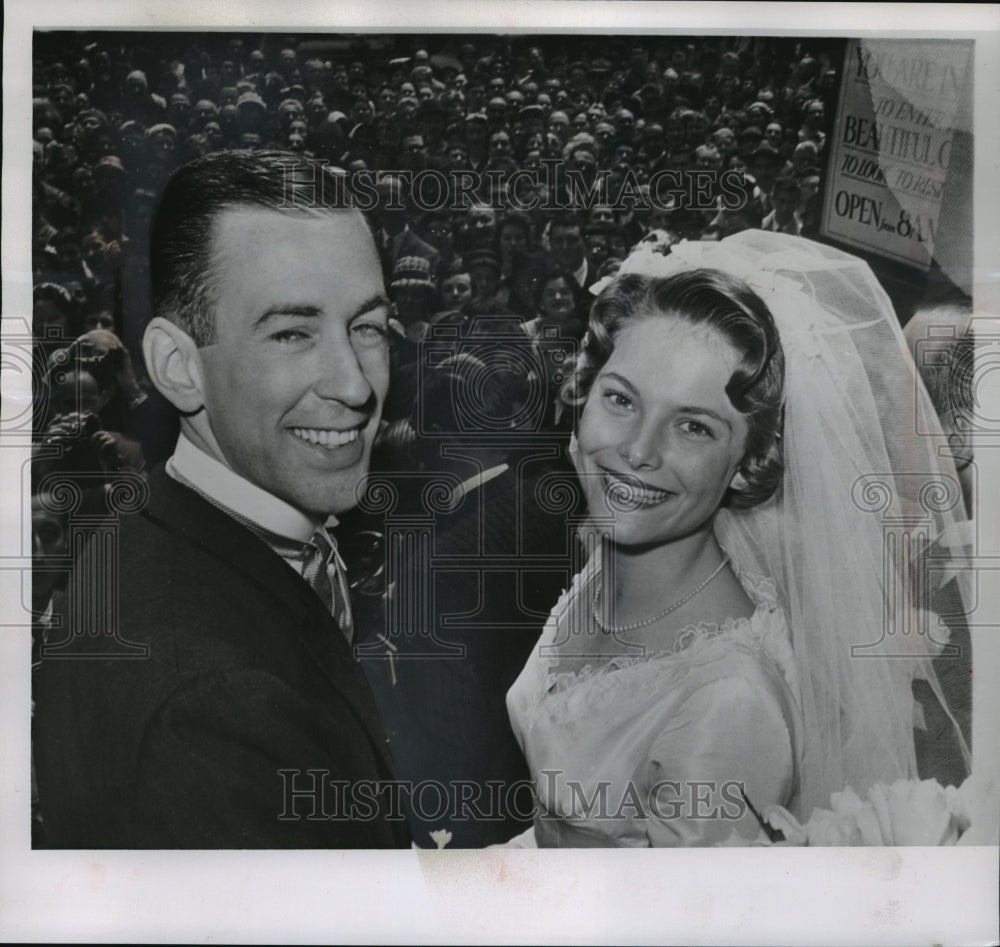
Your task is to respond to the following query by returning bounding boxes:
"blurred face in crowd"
[772,186,800,227]
[351,99,373,124]
[595,122,616,150]
[642,124,664,154]
[539,276,575,324]
[469,262,500,298]
[490,131,512,157]
[590,205,615,227]
[440,272,473,311]
[695,146,722,170]
[570,149,597,183]
[447,145,469,167]
[498,221,528,260]
[614,144,635,167]
[81,231,106,268]
[751,157,779,194]
[547,111,570,140]
[55,237,82,268]
[83,309,115,332]
[549,223,585,272]
[33,300,70,340]
[608,231,629,260]
[422,215,453,253]
[666,121,684,152]
[466,206,498,248]
[798,174,821,205]
[586,232,609,268]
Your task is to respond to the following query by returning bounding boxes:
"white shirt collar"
[166,434,329,543]
[573,258,588,287]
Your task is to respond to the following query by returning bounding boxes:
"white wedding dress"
[506,548,801,847]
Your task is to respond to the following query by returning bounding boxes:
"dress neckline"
[541,549,785,696]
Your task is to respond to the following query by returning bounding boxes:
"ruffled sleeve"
[640,671,795,847]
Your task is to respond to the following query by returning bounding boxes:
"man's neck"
[167,432,324,543]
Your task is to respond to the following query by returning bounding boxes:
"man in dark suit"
[34,150,409,848]
[547,214,597,292]
[356,348,581,846]
[370,174,439,284]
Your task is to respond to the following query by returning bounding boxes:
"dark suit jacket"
[34,469,409,849]
[356,446,582,846]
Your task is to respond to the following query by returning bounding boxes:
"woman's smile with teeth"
[602,471,671,506]
[290,427,360,448]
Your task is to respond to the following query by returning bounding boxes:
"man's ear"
[142,317,207,414]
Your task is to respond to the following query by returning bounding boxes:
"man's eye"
[351,322,389,345]
[270,329,310,343]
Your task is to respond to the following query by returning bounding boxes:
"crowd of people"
[30,27,842,521]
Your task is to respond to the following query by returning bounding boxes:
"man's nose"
[313,338,376,408]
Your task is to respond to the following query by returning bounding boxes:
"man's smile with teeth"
[290,427,361,448]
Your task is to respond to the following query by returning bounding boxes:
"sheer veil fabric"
[592,231,971,821]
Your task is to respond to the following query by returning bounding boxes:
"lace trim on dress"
[545,605,792,695]
[543,558,794,697]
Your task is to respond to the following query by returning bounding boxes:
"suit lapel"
[142,469,395,775]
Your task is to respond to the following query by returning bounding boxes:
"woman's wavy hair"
[562,269,785,510]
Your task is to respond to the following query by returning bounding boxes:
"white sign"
[822,39,973,269]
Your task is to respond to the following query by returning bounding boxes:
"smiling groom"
[34,151,409,848]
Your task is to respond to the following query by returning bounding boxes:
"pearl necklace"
[591,555,731,634]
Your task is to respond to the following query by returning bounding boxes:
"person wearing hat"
[518,103,546,137]
[370,174,439,282]
[462,248,510,315]
[399,133,428,172]
[389,255,440,339]
[463,111,489,171]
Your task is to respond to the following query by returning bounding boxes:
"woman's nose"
[618,422,663,470]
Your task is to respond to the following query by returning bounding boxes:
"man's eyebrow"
[348,293,392,321]
[252,304,322,329]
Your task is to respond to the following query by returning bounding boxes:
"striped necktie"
[167,466,353,644]
[301,530,354,645]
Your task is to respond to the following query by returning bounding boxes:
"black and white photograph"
[2,1,999,943]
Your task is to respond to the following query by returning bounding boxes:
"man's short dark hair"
[150,149,368,347]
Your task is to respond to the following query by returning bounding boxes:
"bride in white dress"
[506,231,971,847]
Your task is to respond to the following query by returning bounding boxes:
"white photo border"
[3,2,999,944]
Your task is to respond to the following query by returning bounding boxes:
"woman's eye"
[603,389,633,410]
[680,419,713,437]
